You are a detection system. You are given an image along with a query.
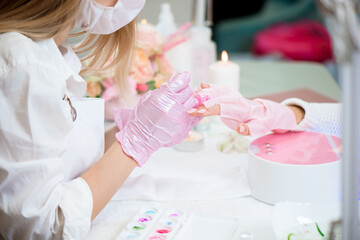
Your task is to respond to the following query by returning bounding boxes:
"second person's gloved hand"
[190,83,299,136]
[114,72,201,166]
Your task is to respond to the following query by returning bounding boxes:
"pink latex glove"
[191,83,299,136]
[115,72,201,166]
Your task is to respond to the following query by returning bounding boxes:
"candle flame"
[221,50,228,63]
[141,18,148,24]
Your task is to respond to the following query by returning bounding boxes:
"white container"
[156,3,177,38]
[156,3,193,76]
[247,131,342,205]
[165,39,193,75]
[190,26,217,87]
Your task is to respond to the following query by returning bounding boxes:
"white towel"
[113,119,252,201]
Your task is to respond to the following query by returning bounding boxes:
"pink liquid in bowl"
[249,131,342,165]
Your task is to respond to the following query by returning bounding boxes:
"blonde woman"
[0,0,200,239]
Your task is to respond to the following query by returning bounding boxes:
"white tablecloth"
[87,118,277,239]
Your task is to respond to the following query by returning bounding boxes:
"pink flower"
[130,49,154,84]
[152,54,173,77]
[102,77,114,89]
[136,83,148,92]
[137,22,163,56]
[84,20,181,102]
[101,85,118,101]
[86,81,102,97]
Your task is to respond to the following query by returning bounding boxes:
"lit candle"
[209,50,240,91]
[140,18,148,25]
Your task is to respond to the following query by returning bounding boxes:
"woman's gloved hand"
[114,72,201,166]
[189,83,299,136]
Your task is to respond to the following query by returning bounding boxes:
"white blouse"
[282,98,342,137]
[0,0,145,239]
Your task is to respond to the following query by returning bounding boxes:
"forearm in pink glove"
[196,84,299,136]
[115,72,201,166]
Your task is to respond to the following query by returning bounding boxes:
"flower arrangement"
[84,19,191,119]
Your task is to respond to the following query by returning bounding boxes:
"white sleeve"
[281,98,342,137]
[74,0,145,34]
[0,62,93,240]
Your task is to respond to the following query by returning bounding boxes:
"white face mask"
[74,0,146,35]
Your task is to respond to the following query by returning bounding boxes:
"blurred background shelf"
[212,0,321,54]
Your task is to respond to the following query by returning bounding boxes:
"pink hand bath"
[248,131,341,205]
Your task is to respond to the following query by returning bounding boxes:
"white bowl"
[247,131,342,205]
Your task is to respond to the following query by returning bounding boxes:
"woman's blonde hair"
[0,0,81,40]
[75,20,137,105]
[0,0,136,104]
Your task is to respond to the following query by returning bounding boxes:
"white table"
[90,119,276,240]
[95,60,340,240]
